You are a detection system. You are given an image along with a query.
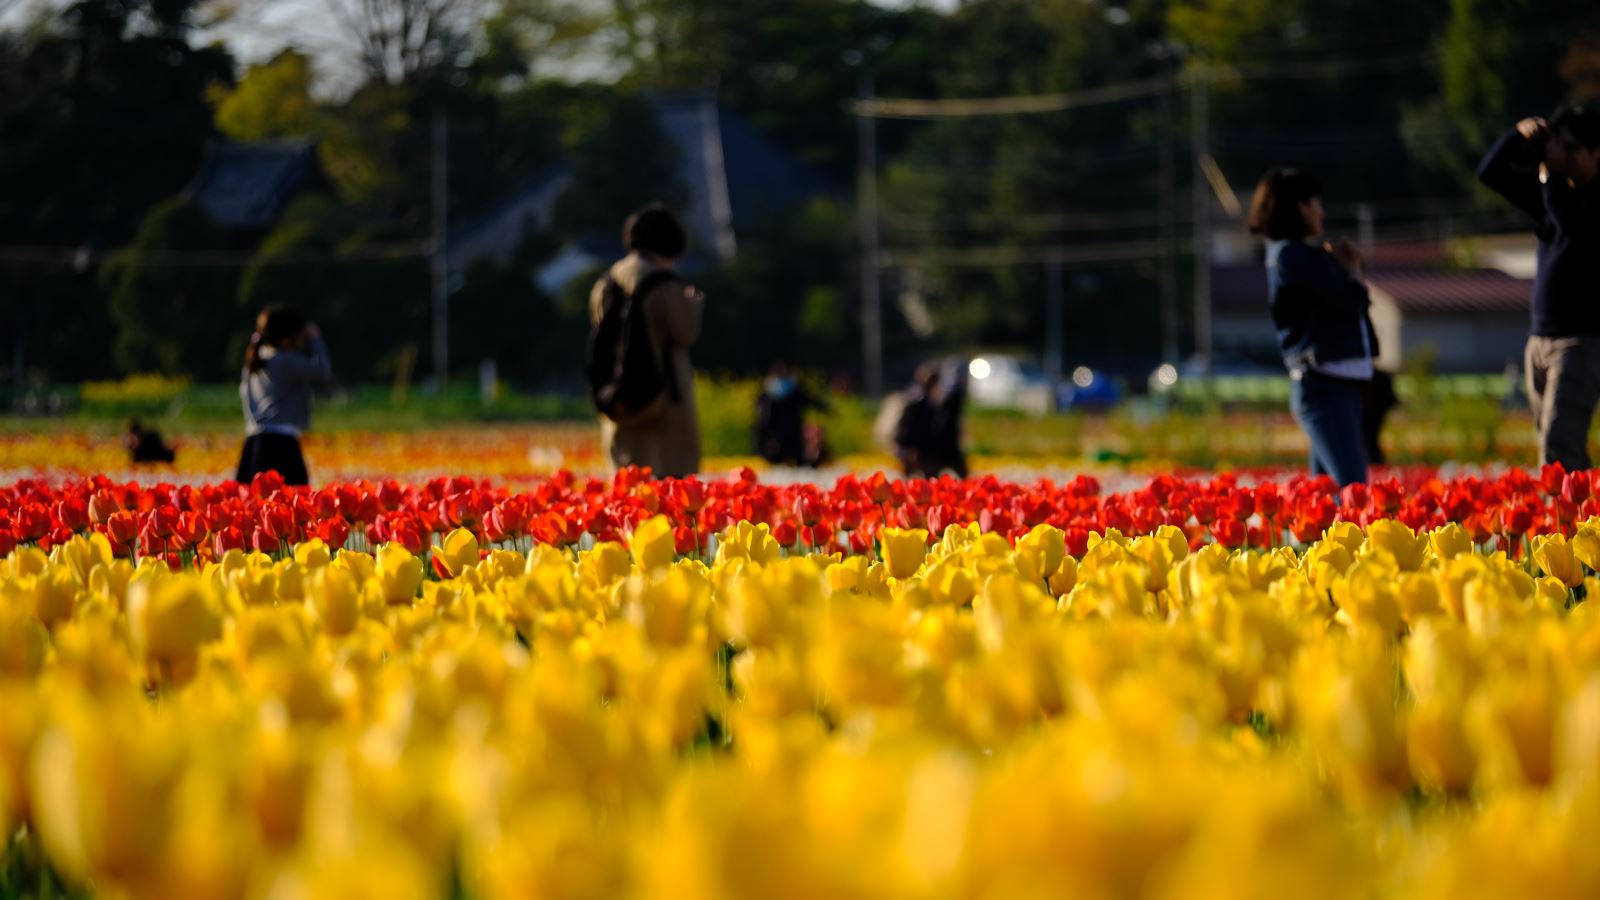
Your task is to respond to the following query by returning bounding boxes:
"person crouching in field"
[1248,168,1375,487]
[237,306,331,486]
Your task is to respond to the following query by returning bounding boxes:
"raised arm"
[278,328,333,387]
[658,281,703,348]
[1476,124,1547,222]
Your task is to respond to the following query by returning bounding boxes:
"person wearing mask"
[1478,106,1600,470]
[755,359,828,467]
[587,204,704,478]
[237,306,331,486]
[1247,168,1374,486]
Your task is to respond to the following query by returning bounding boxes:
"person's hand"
[1517,117,1549,142]
[1326,239,1364,277]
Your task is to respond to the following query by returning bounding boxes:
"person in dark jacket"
[894,365,942,478]
[755,359,828,467]
[236,306,332,486]
[1247,168,1374,486]
[932,357,969,478]
[1477,106,1600,470]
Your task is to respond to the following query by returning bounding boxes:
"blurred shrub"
[79,374,193,415]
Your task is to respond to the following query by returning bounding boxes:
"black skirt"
[236,432,310,486]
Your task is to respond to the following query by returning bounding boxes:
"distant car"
[1056,366,1122,411]
[1149,353,1283,393]
[966,354,1053,413]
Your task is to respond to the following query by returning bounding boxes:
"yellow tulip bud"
[629,515,676,572]
[126,578,223,685]
[1533,534,1584,589]
[1428,522,1474,561]
[879,527,930,580]
[430,527,481,579]
[375,543,424,605]
[292,537,332,568]
[307,565,362,635]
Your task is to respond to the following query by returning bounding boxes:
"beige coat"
[589,253,703,478]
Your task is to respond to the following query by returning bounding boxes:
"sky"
[0,0,963,95]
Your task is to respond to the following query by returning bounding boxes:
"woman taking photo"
[236,306,332,487]
[1247,168,1374,486]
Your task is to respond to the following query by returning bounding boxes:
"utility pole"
[1190,66,1213,383]
[858,75,883,399]
[1158,73,1180,364]
[431,113,449,392]
[1356,203,1376,267]
[1044,255,1064,382]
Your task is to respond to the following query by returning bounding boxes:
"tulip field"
[7,463,1600,898]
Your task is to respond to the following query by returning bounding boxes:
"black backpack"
[585,269,680,422]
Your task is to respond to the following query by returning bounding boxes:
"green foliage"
[7,0,1600,392]
[103,198,241,378]
[550,91,687,238]
[211,49,319,142]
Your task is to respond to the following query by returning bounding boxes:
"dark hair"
[1550,106,1600,151]
[1246,168,1323,240]
[623,204,687,259]
[245,305,307,372]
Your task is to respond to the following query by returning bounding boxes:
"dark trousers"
[1291,371,1368,486]
[236,432,310,486]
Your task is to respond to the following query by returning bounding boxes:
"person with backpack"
[587,204,704,478]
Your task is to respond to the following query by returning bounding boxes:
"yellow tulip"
[1015,524,1066,582]
[126,578,224,685]
[629,515,676,572]
[1428,522,1474,561]
[715,521,783,567]
[1533,534,1584,589]
[0,594,50,679]
[293,537,333,568]
[1047,555,1078,597]
[307,564,362,635]
[375,542,424,605]
[923,557,978,607]
[1330,559,1403,636]
[1363,519,1428,571]
[879,527,930,580]
[578,542,632,591]
[825,554,876,595]
[1573,524,1600,573]
[432,527,482,578]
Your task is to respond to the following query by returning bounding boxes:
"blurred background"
[1,0,1598,465]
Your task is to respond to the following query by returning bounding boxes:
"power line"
[851,76,1177,120]
[0,241,434,269]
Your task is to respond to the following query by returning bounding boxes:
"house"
[1211,240,1533,374]
[447,167,572,273]
[528,91,835,292]
[185,139,326,232]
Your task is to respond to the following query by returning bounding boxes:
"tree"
[237,196,430,382]
[0,0,232,383]
[550,91,686,238]
[103,199,241,377]
[211,49,319,141]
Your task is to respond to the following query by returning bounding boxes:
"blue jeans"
[1290,371,1368,486]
